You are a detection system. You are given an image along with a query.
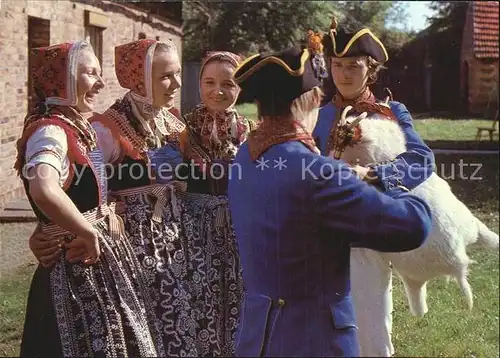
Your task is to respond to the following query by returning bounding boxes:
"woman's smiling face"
[200,60,240,113]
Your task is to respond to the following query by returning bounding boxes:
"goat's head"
[328,106,368,160]
[340,111,407,166]
[339,105,368,130]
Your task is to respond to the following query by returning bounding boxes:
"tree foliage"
[427,1,468,33]
[425,1,468,58]
[182,1,333,61]
[331,1,416,57]
[181,1,416,61]
[423,1,468,58]
[426,1,469,112]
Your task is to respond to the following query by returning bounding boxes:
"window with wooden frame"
[84,10,108,65]
[85,26,103,64]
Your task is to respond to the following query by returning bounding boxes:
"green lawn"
[414,118,499,142]
[235,103,258,121]
[392,248,499,357]
[0,154,498,357]
[235,103,499,142]
[394,153,499,357]
[0,264,34,356]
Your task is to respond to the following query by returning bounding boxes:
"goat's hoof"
[410,306,429,317]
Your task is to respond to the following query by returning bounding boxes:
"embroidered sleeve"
[370,102,435,192]
[24,125,69,185]
[92,121,121,164]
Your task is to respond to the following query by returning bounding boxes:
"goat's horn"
[384,87,393,101]
[346,112,367,130]
[340,105,353,125]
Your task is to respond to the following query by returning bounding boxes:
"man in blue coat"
[313,19,436,356]
[228,42,433,356]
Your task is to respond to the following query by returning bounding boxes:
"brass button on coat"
[277,298,286,307]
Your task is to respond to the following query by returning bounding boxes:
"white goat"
[332,106,499,356]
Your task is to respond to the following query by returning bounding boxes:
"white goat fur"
[341,113,499,318]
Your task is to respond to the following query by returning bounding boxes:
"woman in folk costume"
[176,51,251,356]
[227,43,432,357]
[90,39,210,357]
[312,19,435,357]
[16,41,163,357]
[181,51,254,195]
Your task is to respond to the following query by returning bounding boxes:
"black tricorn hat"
[323,18,388,63]
[234,46,323,107]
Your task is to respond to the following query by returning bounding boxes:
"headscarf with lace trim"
[15,41,97,176]
[182,51,250,164]
[91,39,186,162]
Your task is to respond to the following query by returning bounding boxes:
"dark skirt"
[113,183,243,357]
[179,191,243,357]
[20,214,163,357]
[20,265,63,358]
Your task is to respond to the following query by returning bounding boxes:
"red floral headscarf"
[15,41,97,175]
[91,39,184,162]
[114,39,178,105]
[31,41,88,107]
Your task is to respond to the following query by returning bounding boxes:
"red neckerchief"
[333,87,397,121]
[247,118,318,161]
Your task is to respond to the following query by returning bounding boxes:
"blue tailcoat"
[228,140,432,357]
[313,101,435,191]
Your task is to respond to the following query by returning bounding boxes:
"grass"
[413,118,499,142]
[0,264,35,357]
[392,153,499,357]
[234,103,499,142]
[0,154,498,357]
[392,247,499,357]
